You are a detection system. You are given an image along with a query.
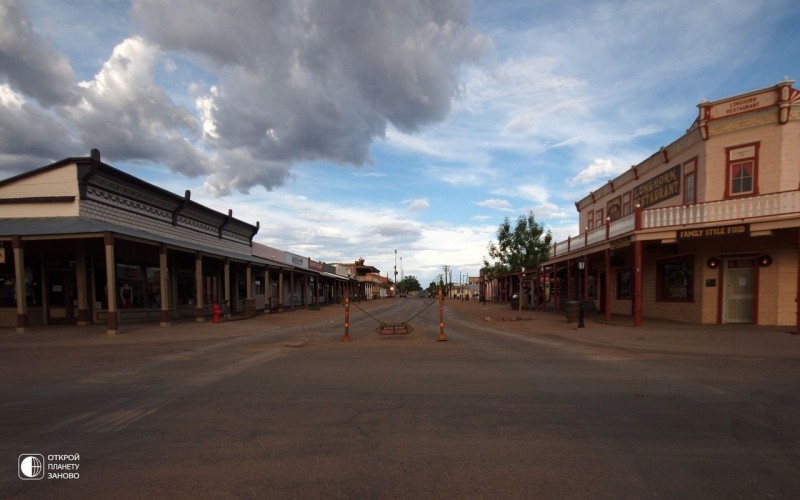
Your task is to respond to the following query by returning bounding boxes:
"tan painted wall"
[0,163,80,217]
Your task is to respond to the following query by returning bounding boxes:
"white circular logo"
[20,455,43,478]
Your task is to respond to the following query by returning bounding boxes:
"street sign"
[376,322,413,335]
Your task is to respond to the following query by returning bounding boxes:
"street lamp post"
[577,257,585,328]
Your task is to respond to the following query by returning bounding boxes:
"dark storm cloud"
[131,0,490,193]
[0,0,76,107]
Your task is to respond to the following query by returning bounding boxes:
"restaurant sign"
[632,165,681,209]
[677,224,749,240]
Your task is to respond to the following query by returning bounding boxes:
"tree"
[396,275,422,293]
[483,211,553,275]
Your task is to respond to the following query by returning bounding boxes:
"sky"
[1,0,799,286]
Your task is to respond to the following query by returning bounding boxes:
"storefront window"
[0,260,39,307]
[177,269,195,305]
[617,270,632,300]
[657,257,694,302]
[117,263,143,308]
[145,267,162,308]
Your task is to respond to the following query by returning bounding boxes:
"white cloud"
[476,198,512,210]
[407,198,430,211]
[568,158,627,186]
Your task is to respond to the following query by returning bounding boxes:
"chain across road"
[349,297,439,325]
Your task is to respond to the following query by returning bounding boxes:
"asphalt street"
[1,299,799,499]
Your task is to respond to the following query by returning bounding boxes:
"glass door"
[724,260,754,324]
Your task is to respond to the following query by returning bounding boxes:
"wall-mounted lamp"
[707,257,720,269]
[758,255,773,267]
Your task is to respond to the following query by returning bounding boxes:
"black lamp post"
[577,257,585,328]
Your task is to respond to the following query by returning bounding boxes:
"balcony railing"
[549,189,800,259]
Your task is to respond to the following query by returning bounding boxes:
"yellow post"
[341,295,351,342]
[438,286,447,342]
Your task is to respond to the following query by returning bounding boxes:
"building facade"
[543,80,800,332]
[0,150,351,334]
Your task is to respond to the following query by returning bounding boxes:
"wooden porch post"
[634,240,643,327]
[605,248,612,323]
[75,240,90,326]
[104,233,119,335]
[195,252,204,322]
[159,245,170,327]
[12,236,29,333]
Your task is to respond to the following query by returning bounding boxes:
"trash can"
[510,294,519,310]
[564,301,579,322]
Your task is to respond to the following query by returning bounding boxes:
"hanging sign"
[376,322,414,335]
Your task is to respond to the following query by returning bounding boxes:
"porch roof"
[0,216,289,268]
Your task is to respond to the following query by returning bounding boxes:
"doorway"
[723,260,754,324]
[46,270,76,325]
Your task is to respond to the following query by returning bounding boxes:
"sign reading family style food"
[677,224,749,240]
[632,165,681,209]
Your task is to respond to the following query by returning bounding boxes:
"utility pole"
[394,249,397,297]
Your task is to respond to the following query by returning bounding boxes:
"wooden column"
[223,259,231,315]
[265,266,272,313]
[246,264,253,300]
[195,253,204,322]
[796,228,800,334]
[12,237,29,333]
[290,270,295,311]
[278,271,285,311]
[634,240,643,327]
[104,233,119,335]
[159,245,171,327]
[605,249,612,323]
[75,240,90,326]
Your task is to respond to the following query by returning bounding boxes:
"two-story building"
[544,79,799,332]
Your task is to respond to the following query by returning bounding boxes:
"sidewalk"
[447,300,800,359]
[2,300,799,359]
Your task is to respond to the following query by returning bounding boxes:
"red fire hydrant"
[212,303,222,323]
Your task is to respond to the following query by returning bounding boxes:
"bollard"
[438,286,447,342]
[341,296,351,342]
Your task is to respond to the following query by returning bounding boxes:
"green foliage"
[483,210,553,275]
[396,275,423,293]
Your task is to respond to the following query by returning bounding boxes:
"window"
[616,270,632,300]
[622,191,632,216]
[657,256,694,302]
[684,159,696,204]
[730,161,753,194]
[725,143,759,198]
[684,172,696,204]
[587,210,594,230]
[595,209,604,227]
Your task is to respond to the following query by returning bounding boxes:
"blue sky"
[1,0,799,286]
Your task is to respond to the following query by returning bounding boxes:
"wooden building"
[543,79,800,332]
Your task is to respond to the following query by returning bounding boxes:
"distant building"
[542,79,799,332]
[334,258,382,300]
